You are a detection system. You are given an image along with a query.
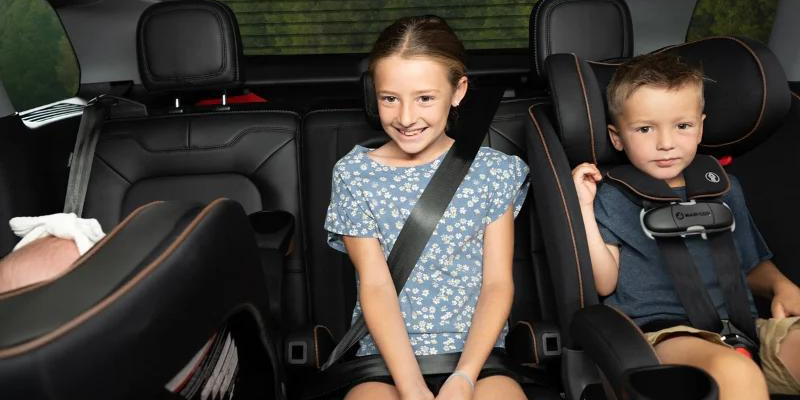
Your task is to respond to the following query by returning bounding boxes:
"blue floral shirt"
[324,145,530,356]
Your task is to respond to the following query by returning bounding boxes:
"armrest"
[571,305,718,400]
[249,210,294,255]
[571,305,659,382]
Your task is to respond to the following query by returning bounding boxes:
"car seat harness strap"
[606,155,759,357]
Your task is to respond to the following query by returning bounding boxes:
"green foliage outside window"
[221,0,537,55]
[0,0,79,111]
[687,0,777,43]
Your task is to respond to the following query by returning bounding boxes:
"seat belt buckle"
[640,200,735,240]
[719,320,758,360]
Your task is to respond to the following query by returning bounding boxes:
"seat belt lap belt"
[320,86,507,371]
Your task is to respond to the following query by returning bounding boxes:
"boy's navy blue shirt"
[595,175,772,328]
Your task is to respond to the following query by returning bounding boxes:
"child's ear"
[608,124,624,151]
[697,113,706,143]
[452,76,468,107]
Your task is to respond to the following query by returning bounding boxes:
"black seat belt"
[63,94,146,216]
[320,85,507,371]
[63,98,107,216]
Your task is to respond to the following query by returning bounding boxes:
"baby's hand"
[572,163,603,208]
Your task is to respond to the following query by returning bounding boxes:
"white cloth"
[10,213,105,255]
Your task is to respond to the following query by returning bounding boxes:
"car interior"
[0,0,799,399]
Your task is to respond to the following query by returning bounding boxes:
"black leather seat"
[82,0,307,329]
[527,35,795,399]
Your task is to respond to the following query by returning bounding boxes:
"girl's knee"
[344,381,400,400]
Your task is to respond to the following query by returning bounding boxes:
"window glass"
[687,0,778,43]
[221,0,536,55]
[0,0,79,111]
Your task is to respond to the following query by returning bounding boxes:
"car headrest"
[545,36,792,165]
[137,0,243,93]
[530,0,633,80]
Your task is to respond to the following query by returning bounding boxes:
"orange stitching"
[0,199,227,358]
[607,305,660,362]
[528,104,584,308]
[587,60,623,66]
[652,36,769,148]
[573,54,597,164]
[0,201,163,300]
[517,320,539,365]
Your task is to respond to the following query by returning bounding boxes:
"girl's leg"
[655,335,768,400]
[473,375,526,400]
[344,382,401,400]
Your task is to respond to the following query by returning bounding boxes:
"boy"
[572,53,800,399]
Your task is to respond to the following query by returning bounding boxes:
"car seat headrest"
[530,0,633,80]
[545,36,791,165]
[137,0,243,93]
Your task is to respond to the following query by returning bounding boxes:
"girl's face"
[373,55,468,159]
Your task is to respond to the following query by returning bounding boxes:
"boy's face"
[608,83,705,187]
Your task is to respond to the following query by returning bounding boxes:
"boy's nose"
[656,131,675,150]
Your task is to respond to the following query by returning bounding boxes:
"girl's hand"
[772,281,800,319]
[398,381,434,400]
[434,375,473,400]
[571,163,603,208]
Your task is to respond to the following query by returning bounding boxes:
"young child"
[572,53,800,399]
[324,16,530,400]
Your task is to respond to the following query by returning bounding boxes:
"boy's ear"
[452,76,468,107]
[608,124,624,151]
[697,113,706,143]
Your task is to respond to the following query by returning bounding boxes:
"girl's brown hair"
[368,15,466,88]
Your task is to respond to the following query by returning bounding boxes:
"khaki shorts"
[644,317,800,395]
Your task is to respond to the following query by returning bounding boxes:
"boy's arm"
[572,163,621,296]
[342,236,432,400]
[746,260,800,318]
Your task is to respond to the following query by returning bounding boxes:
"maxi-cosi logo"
[675,210,712,220]
[705,171,721,183]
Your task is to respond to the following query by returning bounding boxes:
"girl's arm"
[446,205,516,392]
[342,236,432,400]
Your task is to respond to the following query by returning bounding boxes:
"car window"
[0,0,79,112]
[686,0,778,43]
[220,0,536,55]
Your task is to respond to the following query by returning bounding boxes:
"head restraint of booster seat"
[137,0,244,93]
[544,35,792,166]
[530,0,633,80]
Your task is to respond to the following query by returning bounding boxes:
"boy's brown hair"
[607,53,705,122]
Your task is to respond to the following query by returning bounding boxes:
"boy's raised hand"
[572,163,603,208]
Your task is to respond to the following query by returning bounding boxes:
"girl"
[325,16,530,400]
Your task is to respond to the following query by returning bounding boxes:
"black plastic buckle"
[719,320,759,361]
[640,200,735,240]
